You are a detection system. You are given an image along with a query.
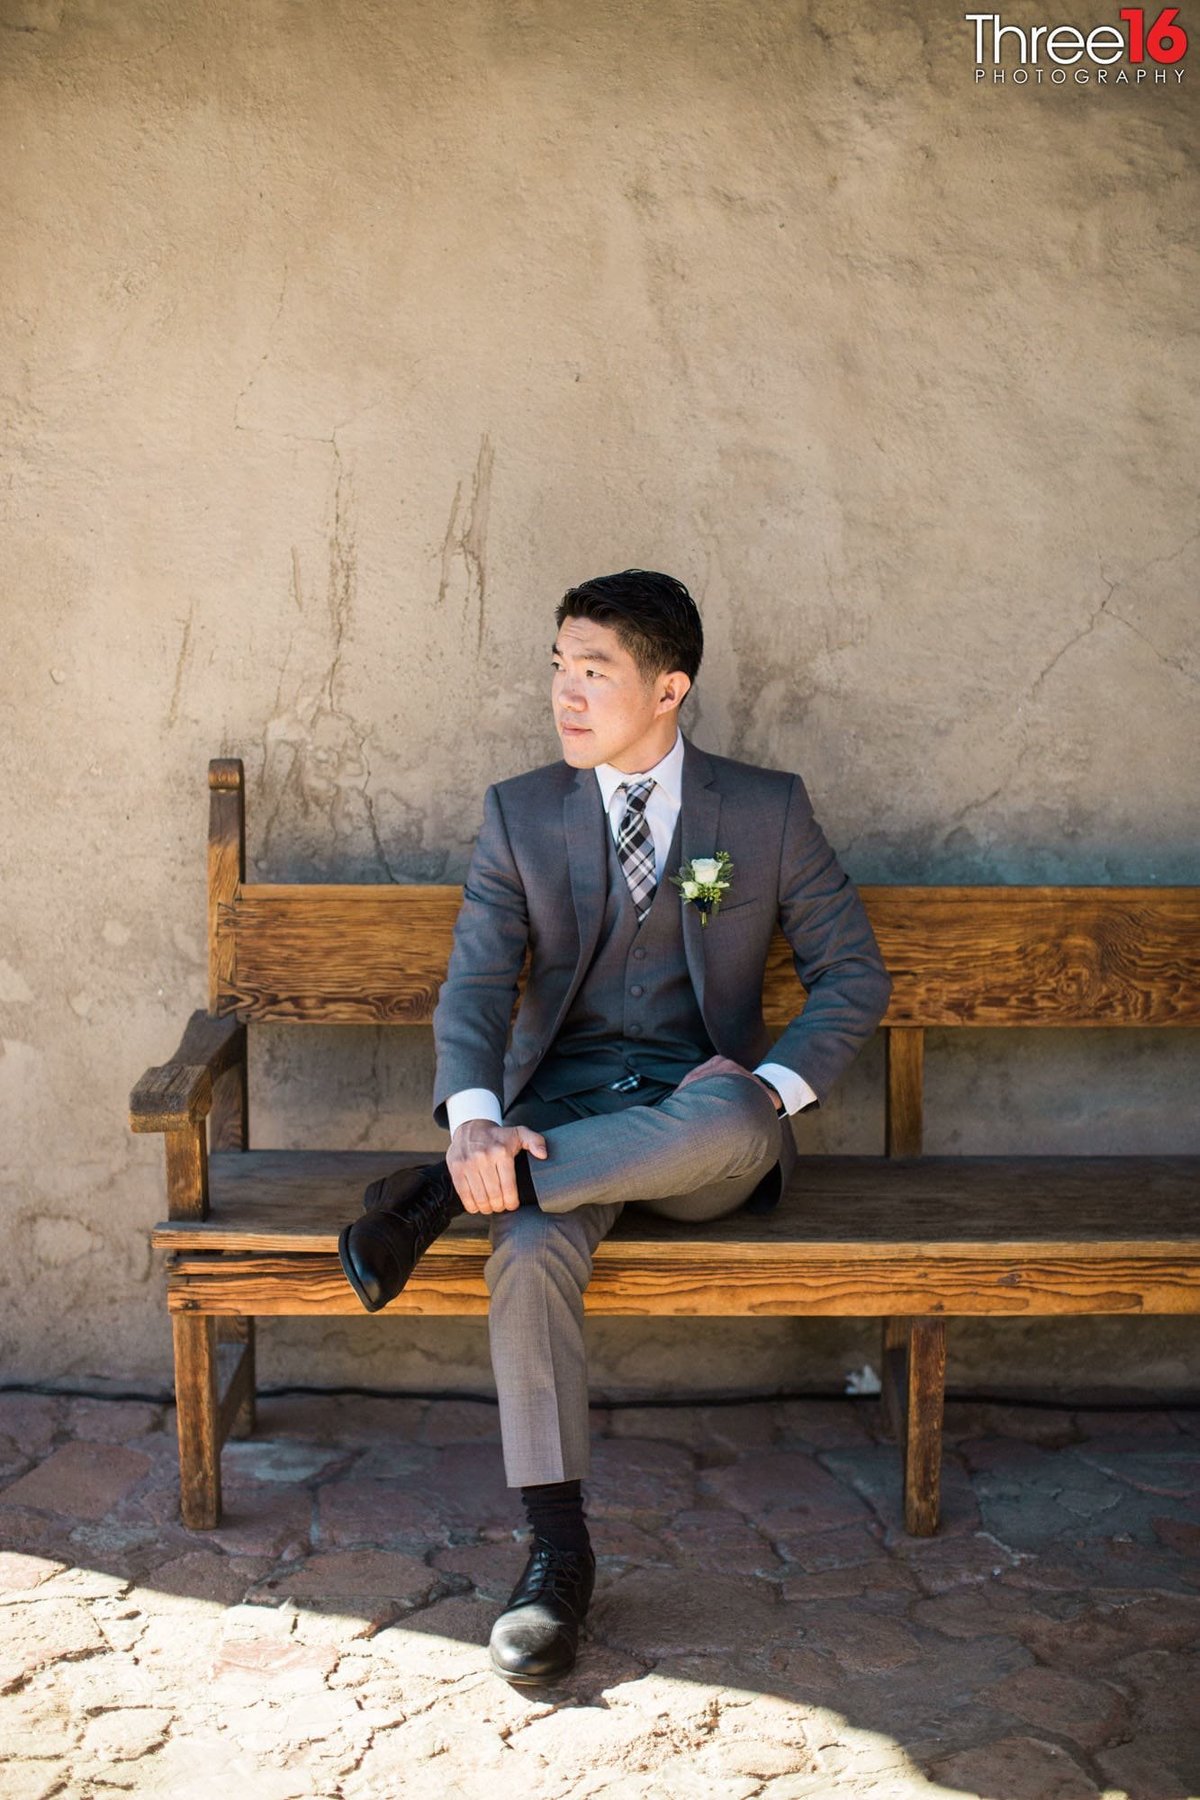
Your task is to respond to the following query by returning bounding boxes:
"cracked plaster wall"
[1,0,1197,1400]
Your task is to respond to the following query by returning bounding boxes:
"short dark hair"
[555,569,703,695]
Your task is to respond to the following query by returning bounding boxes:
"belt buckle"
[609,1073,642,1093]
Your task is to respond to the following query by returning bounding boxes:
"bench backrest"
[207,759,1200,1155]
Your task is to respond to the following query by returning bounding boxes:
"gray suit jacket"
[432,733,892,1206]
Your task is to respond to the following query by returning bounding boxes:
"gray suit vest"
[528,806,715,1101]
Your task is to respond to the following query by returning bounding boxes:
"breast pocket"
[713,896,764,921]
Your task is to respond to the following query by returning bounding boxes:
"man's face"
[551,614,689,772]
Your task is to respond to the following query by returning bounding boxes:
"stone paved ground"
[0,1390,1198,1800]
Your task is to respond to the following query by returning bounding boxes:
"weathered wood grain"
[215,886,463,1022]
[216,1336,255,1444]
[886,1029,924,1157]
[130,1063,213,1134]
[209,1059,249,1153]
[172,1314,220,1530]
[866,886,1200,1027]
[150,1151,1200,1253]
[165,1249,1200,1318]
[208,883,1200,1028]
[163,1124,208,1223]
[217,1318,256,1437]
[130,1012,246,1133]
[208,759,244,1015]
[905,1319,947,1537]
[171,1009,246,1075]
[880,1317,910,1443]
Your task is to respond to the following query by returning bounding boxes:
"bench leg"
[879,1316,947,1536]
[879,1316,910,1443]
[904,1318,946,1537]
[218,1317,257,1438]
[172,1314,222,1529]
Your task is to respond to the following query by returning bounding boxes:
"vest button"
[629,984,644,997]
[628,1023,642,1036]
[632,947,646,960]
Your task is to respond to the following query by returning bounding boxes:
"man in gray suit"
[338,570,891,1685]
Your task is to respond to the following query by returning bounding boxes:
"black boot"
[489,1539,596,1685]
[338,1161,461,1313]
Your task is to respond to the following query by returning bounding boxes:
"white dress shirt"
[446,730,818,1132]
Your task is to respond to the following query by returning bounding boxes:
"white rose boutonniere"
[670,851,734,926]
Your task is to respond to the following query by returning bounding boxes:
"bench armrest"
[130,1011,246,1134]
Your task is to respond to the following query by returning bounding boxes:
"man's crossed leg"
[336,1060,782,1683]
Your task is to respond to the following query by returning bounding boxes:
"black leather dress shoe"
[338,1161,460,1313]
[489,1538,596,1685]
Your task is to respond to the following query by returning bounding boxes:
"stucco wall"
[1,0,1197,1401]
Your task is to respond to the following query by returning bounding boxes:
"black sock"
[434,1160,465,1212]
[521,1477,590,1556]
[513,1150,541,1208]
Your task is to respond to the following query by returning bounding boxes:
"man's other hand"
[447,1119,548,1214]
[676,1054,780,1110]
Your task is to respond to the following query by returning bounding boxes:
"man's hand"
[676,1054,782,1112]
[447,1119,548,1214]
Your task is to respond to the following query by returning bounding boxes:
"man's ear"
[657,670,691,714]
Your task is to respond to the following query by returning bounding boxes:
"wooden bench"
[130,758,1200,1535]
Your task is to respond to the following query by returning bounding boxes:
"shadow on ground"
[1,1391,1198,1798]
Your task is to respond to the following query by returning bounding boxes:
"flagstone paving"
[0,1389,1197,1798]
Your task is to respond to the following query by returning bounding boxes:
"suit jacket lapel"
[679,734,722,1025]
[558,769,607,1013]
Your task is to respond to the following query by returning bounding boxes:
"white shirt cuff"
[753,1062,818,1116]
[446,1088,504,1135]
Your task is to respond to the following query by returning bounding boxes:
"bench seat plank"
[153,1150,1200,1256]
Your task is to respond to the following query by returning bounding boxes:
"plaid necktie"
[616,778,657,923]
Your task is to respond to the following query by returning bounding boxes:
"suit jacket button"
[632,947,646,960]
[629,984,644,998]
[628,1023,642,1036]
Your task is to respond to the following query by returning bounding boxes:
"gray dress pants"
[484,1070,782,1487]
